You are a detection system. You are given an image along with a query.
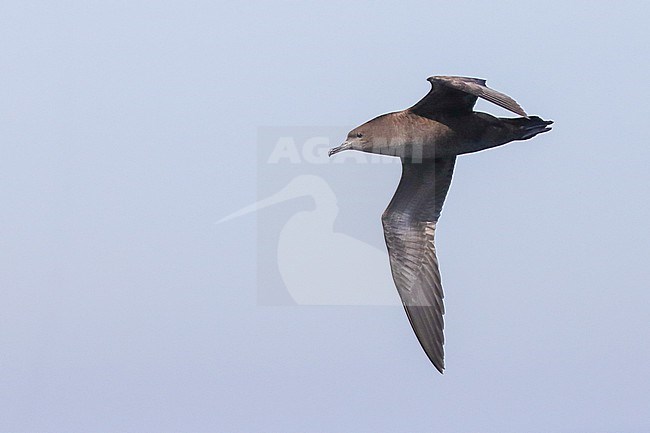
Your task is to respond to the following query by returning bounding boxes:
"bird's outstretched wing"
[381,157,456,373]
[409,76,528,118]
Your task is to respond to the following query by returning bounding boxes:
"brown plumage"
[329,76,552,373]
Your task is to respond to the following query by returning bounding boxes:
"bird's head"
[328,126,369,157]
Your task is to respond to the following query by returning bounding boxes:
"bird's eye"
[356,133,363,138]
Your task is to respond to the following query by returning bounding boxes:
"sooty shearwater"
[328,75,552,373]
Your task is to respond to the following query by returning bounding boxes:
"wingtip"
[427,75,487,83]
[426,75,446,84]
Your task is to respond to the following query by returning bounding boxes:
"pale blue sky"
[2,1,650,432]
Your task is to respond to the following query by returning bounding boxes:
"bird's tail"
[505,116,554,141]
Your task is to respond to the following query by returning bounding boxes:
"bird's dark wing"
[409,76,528,118]
[381,157,456,373]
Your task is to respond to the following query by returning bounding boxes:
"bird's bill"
[328,141,351,157]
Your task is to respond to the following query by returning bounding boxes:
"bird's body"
[329,76,552,373]
[345,110,550,159]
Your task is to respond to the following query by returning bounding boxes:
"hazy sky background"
[2,1,650,432]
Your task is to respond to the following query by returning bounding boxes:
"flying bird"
[329,76,552,373]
